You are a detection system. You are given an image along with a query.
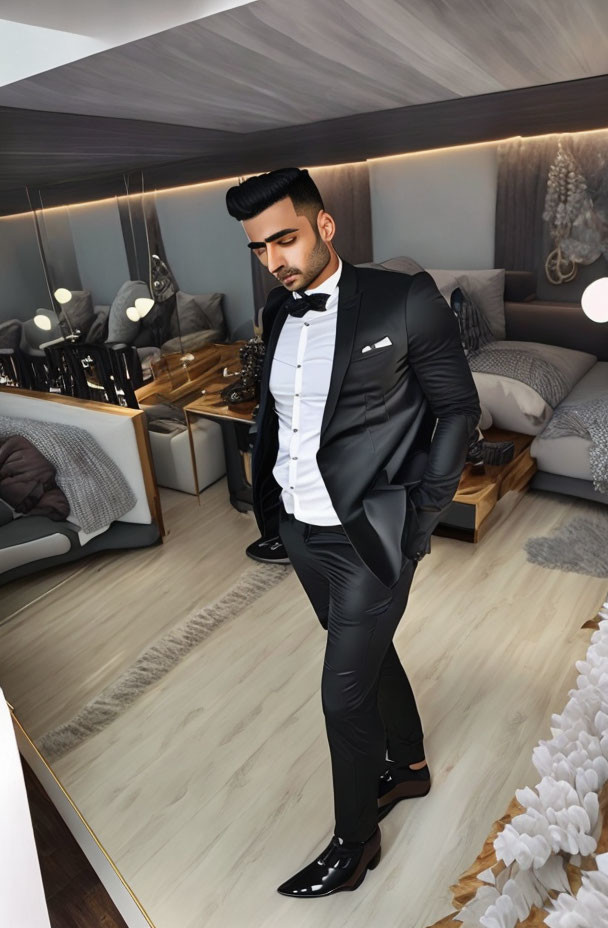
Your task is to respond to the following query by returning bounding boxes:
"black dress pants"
[277,499,425,843]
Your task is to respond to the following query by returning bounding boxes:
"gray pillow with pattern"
[451,286,495,354]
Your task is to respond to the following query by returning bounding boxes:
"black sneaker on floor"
[246,535,290,564]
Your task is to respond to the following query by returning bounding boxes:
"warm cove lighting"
[54,287,72,304]
[581,278,608,323]
[2,126,608,221]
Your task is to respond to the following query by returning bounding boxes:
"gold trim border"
[11,708,156,928]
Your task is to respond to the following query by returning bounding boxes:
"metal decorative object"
[220,336,266,405]
[150,253,176,302]
[542,137,601,284]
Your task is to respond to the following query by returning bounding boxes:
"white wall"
[369,143,499,269]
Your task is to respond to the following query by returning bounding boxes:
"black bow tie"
[284,290,331,318]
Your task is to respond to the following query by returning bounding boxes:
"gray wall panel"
[155,179,255,337]
[369,145,499,269]
[68,199,130,305]
[0,214,51,322]
[1,146,504,328]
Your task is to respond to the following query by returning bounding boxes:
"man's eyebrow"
[247,228,298,249]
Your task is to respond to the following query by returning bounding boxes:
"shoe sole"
[377,779,432,822]
[245,550,290,564]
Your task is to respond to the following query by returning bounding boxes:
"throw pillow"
[107,280,152,344]
[58,290,94,336]
[169,291,226,341]
[0,320,22,350]
[379,256,426,275]
[427,268,506,340]
[451,286,495,353]
[86,306,110,344]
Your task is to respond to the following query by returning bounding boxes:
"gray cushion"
[59,289,95,336]
[379,256,425,275]
[169,291,226,340]
[0,499,14,526]
[0,320,22,350]
[451,286,495,353]
[107,280,151,344]
[426,268,506,340]
[86,305,110,344]
[0,515,80,550]
[22,317,62,352]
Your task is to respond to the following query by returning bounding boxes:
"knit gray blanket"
[467,346,569,408]
[0,415,137,533]
[538,397,608,495]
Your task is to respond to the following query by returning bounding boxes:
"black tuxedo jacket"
[251,260,481,588]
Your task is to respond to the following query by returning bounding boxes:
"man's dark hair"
[225,167,324,223]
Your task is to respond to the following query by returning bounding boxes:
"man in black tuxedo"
[226,167,481,897]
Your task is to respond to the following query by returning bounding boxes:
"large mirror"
[1,139,607,928]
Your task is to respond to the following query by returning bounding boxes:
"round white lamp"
[581,277,608,323]
[134,297,155,318]
[125,306,140,322]
[54,287,72,305]
[33,310,53,331]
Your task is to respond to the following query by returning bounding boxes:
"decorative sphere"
[581,278,608,323]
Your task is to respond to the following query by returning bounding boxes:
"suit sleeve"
[402,271,481,560]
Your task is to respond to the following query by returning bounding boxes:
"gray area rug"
[524,509,608,577]
[38,561,291,763]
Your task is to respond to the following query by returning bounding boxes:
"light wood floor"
[1,480,606,928]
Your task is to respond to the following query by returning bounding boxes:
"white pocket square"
[361,335,392,353]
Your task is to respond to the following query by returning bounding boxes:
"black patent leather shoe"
[276,825,381,897]
[377,762,431,822]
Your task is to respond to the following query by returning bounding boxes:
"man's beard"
[280,235,331,289]
[301,236,331,289]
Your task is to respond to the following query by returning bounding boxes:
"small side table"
[184,391,256,512]
[434,427,538,543]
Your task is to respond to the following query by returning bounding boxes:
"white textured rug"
[38,562,291,762]
[524,508,608,577]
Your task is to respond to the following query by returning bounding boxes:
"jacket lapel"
[255,295,289,434]
[257,261,362,446]
[320,260,362,442]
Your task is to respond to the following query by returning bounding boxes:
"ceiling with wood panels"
[0,0,607,210]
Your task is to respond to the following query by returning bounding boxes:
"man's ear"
[317,209,336,244]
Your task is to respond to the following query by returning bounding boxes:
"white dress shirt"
[269,256,343,525]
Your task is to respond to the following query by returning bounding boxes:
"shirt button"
[295,393,300,397]
[290,486,294,489]
[292,456,298,460]
[297,364,302,368]
[293,428,298,432]
[304,322,310,326]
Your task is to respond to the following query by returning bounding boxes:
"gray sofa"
[0,387,163,588]
[365,260,608,507]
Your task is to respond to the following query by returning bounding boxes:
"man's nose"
[267,243,285,275]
